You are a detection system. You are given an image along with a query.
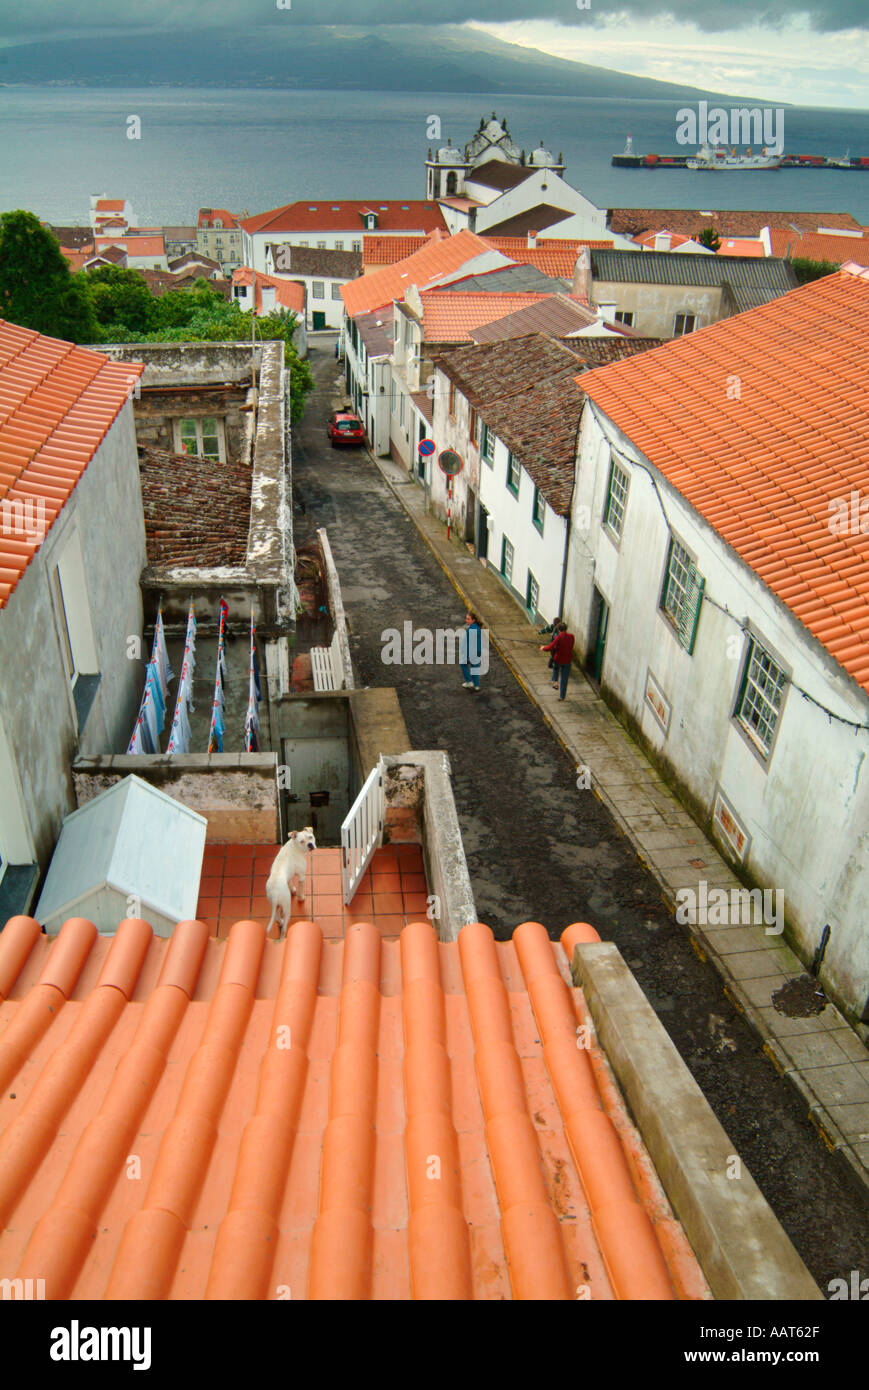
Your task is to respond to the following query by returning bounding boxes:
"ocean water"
[1,87,868,226]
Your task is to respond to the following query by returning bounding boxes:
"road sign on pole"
[438,449,463,476]
[418,438,436,458]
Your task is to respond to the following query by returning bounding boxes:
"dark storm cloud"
[2,0,866,42]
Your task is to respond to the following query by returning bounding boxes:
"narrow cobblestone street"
[293,342,868,1292]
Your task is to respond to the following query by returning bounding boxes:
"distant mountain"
[0,24,766,102]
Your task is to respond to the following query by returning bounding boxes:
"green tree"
[86,264,158,336]
[93,281,314,421]
[696,227,721,252]
[789,257,840,285]
[0,210,98,342]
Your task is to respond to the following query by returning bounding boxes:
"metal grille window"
[736,640,787,754]
[331,283,343,300]
[603,459,629,538]
[507,454,520,496]
[532,486,545,534]
[312,281,325,298]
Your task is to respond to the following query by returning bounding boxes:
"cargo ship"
[686,143,782,170]
[612,135,869,170]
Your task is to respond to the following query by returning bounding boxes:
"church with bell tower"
[425,113,565,202]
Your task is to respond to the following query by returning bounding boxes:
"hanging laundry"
[167,600,198,754]
[149,601,174,701]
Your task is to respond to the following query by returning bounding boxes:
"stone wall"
[73,754,280,843]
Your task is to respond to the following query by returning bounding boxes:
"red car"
[327,411,365,447]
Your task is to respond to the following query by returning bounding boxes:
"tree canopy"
[0,209,98,342]
[0,218,314,421]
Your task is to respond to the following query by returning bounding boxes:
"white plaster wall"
[564,403,869,1019]
[0,405,146,869]
[473,170,608,237]
[478,437,567,623]
[589,280,724,337]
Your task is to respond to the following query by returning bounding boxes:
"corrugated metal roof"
[590,249,797,312]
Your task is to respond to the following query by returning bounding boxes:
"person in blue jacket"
[460,611,484,690]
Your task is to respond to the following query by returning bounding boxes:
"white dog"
[265,827,317,937]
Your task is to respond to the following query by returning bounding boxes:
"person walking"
[538,614,561,675]
[541,622,575,700]
[460,611,484,690]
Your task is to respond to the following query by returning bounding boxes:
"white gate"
[341,759,385,904]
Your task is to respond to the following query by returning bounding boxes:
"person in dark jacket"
[541,622,575,700]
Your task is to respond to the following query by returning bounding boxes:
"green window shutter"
[679,565,705,654]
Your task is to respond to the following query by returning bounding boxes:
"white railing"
[341,759,385,904]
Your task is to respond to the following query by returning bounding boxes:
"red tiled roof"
[420,290,580,343]
[95,236,165,258]
[362,234,433,267]
[198,208,241,230]
[342,230,500,318]
[633,230,697,250]
[95,199,125,212]
[716,238,765,258]
[59,245,94,271]
[485,236,613,256]
[240,201,447,237]
[481,240,589,279]
[139,447,251,566]
[766,228,869,264]
[232,267,305,315]
[609,207,863,239]
[579,266,869,692]
[434,335,586,513]
[0,320,143,611]
[467,295,599,343]
[0,901,707,1299]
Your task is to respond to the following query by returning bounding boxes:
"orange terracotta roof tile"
[482,239,611,278]
[767,228,869,265]
[94,236,165,258]
[362,234,434,267]
[342,230,501,318]
[0,319,143,611]
[420,290,583,342]
[0,911,708,1300]
[578,267,869,692]
[232,268,305,314]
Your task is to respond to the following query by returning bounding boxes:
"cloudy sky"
[2,0,866,108]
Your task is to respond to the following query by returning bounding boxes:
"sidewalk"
[371,449,869,1198]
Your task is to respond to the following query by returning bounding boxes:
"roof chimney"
[527,230,539,248]
[572,246,592,300]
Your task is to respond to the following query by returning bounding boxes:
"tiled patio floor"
[196,842,429,940]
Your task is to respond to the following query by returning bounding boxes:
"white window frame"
[674,313,696,336]
[603,458,629,540]
[173,416,226,462]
